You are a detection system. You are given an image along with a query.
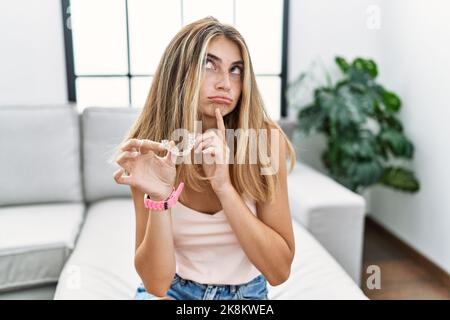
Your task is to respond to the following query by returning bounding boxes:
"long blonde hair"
[116,16,296,203]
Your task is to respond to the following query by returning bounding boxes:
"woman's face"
[199,35,243,119]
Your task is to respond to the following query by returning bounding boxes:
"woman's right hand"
[113,139,178,201]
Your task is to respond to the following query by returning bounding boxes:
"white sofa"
[0,105,367,300]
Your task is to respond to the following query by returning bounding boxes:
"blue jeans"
[135,273,269,300]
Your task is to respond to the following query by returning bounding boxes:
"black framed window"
[61,0,289,119]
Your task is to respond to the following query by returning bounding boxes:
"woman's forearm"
[216,185,294,286]
[135,209,176,297]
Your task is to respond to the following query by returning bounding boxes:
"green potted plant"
[287,56,420,194]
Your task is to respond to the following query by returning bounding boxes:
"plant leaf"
[351,57,377,78]
[382,91,402,113]
[352,58,366,71]
[341,157,384,187]
[382,115,404,132]
[298,104,326,135]
[335,56,350,74]
[364,59,378,78]
[380,167,420,192]
[379,128,414,159]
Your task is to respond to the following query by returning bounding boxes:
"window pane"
[183,0,234,26]
[235,0,282,74]
[71,0,128,75]
[76,77,129,110]
[128,0,181,75]
[256,76,281,121]
[131,77,154,108]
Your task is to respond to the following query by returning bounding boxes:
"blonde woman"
[114,17,296,300]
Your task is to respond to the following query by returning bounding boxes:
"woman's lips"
[208,96,232,105]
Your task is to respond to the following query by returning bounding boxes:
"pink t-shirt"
[171,196,261,285]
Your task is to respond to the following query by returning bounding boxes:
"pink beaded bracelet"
[144,183,184,211]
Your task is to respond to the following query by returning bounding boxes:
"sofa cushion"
[54,198,367,300]
[82,107,140,203]
[287,164,366,284]
[0,105,82,206]
[54,199,140,299]
[267,219,367,299]
[0,203,85,292]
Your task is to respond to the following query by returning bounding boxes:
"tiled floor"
[361,218,450,300]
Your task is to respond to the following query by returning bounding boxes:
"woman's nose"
[216,72,231,91]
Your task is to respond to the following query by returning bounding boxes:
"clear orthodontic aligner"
[161,133,196,157]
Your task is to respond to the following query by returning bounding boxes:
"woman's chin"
[199,104,232,118]
[210,104,229,115]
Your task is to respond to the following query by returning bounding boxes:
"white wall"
[368,0,450,274]
[0,0,67,105]
[287,0,384,171]
[289,0,450,274]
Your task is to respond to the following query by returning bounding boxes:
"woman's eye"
[205,59,215,70]
[231,66,242,75]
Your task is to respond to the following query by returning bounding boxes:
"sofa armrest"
[287,163,366,285]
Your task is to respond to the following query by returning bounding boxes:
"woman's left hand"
[194,108,232,194]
